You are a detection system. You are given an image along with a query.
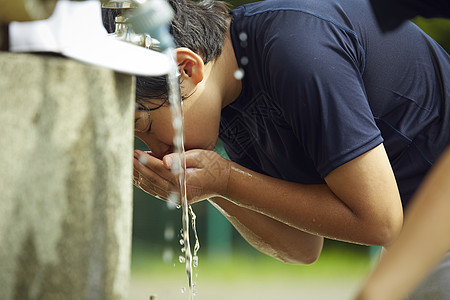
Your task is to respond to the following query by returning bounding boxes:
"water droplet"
[181,288,185,294]
[193,255,198,268]
[164,226,175,241]
[179,255,185,263]
[240,56,249,65]
[179,239,184,246]
[162,248,173,263]
[234,68,245,80]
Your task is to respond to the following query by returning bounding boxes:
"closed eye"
[135,107,152,133]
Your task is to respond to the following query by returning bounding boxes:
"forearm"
[209,196,324,264]
[224,161,398,247]
[357,148,450,300]
[163,146,401,257]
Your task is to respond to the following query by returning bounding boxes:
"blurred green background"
[130,2,450,299]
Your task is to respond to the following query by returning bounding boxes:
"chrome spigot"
[101,0,139,9]
[127,0,175,51]
[102,0,161,51]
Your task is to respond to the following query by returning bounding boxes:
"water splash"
[189,205,200,261]
[193,255,199,268]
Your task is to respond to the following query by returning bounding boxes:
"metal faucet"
[102,0,161,51]
[101,0,139,9]
[127,0,175,51]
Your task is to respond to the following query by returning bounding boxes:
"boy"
[104,0,449,297]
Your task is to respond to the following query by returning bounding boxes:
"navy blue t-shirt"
[219,0,450,207]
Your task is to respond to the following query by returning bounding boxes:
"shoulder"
[231,0,368,68]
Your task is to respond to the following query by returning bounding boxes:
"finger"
[133,157,179,196]
[134,170,172,202]
[135,149,160,159]
[164,150,205,170]
[139,177,170,200]
[134,152,176,184]
[134,167,172,195]
[186,149,222,168]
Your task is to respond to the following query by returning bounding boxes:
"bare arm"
[208,196,324,264]
[133,150,323,264]
[222,144,403,246]
[356,147,450,300]
[134,143,403,263]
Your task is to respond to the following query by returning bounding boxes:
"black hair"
[102,0,230,107]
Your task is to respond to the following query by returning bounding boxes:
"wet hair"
[102,0,230,107]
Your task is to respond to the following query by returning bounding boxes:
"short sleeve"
[264,10,383,177]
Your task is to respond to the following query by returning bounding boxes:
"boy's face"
[134,91,221,159]
[134,47,227,158]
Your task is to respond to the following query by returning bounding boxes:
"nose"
[136,134,173,159]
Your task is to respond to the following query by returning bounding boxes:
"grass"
[131,241,373,281]
[129,242,374,300]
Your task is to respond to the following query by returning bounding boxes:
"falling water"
[165,48,200,299]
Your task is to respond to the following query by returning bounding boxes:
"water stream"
[165,48,200,299]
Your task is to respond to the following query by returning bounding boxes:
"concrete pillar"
[0,52,135,300]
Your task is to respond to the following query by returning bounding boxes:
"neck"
[209,24,242,108]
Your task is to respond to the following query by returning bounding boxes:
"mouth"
[152,145,175,159]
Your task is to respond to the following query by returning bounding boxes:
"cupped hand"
[133,150,179,203]
[163,149,231,204]
[133,149,231,205]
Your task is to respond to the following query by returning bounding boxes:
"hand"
[164,149,231,204]
[133,150,178,203]
[133,149,231,205]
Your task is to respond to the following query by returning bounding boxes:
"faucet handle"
[101,0,139,9]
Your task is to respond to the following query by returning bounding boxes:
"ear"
[175,48,205,85]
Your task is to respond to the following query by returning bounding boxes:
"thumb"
[163,153,197,170]
[164,150,205,170]
[163,153,176,170]
[185,150,206,168]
